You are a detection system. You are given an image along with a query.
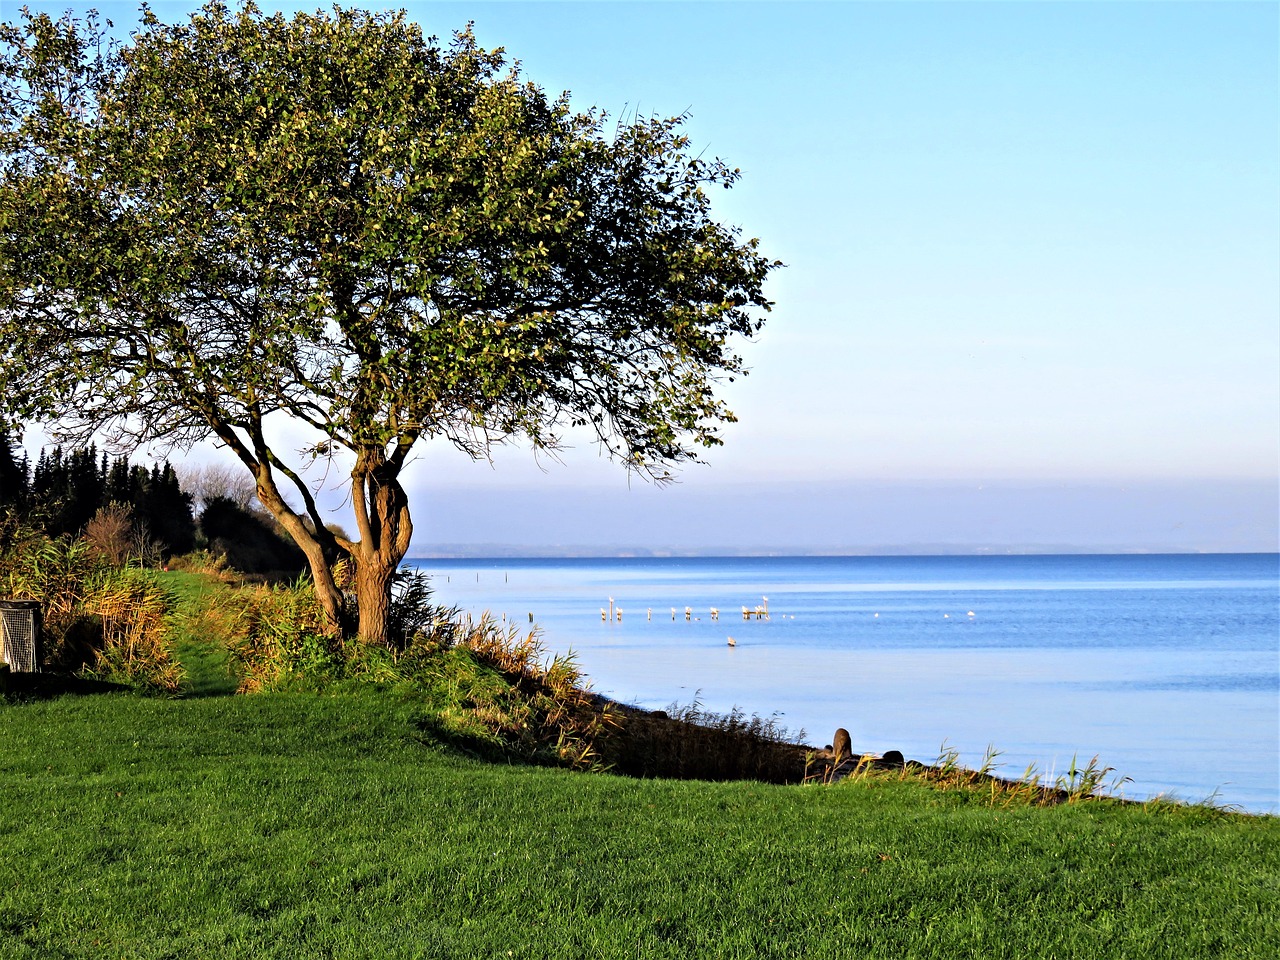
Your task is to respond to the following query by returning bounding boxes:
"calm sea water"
[408,554,1280,814]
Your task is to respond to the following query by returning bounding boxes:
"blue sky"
[16,1,1280,552]
[408,0,1279,482]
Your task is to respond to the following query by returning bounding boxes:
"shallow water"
[410,554,1280,814]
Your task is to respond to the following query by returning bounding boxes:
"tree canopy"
[0,2,778,645]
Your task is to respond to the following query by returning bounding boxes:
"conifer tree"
[136,461,196,557]
[0,426,27,509]
[104,456,133,509]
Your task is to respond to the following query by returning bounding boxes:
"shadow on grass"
[411,691,815,784]
[413,715,513,764]
[1,670,131,700]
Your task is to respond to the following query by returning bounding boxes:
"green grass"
[3,569,1276,957]
[3,688,1278,959]
[163,569,239,697]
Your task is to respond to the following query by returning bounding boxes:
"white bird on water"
[727,636,736,647]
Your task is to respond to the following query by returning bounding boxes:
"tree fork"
[252,465,353,639]
[350,458,413,647]
[207,421,353,639]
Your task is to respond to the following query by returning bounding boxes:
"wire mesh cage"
[0,600,41,673]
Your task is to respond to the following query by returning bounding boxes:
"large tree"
[0,3,777,646]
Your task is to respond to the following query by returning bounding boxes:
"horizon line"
[406,547,1280,560]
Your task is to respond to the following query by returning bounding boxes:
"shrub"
[199,496,306,576]
[83,502,135,565]
[223,577,341,692]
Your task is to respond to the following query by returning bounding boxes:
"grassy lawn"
[1,569,1276,957]
[3,685,1278,959]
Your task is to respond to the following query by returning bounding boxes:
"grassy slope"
[2,570,1276,957]
[3,688,1278,960]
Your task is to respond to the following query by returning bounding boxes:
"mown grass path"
[3,688,1277,959]
[162,570,239,697]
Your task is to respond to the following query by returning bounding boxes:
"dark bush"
[199,496,307,576]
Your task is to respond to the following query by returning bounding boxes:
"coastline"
[417,553,1280,814]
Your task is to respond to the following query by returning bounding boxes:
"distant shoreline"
[407,547,1280,560]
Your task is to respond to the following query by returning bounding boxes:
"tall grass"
[819,738,1143,810]
[79,570,182,691]
[442,611,621,769]
[0,518,182,691]
[224,575,343,692]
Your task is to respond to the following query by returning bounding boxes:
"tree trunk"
[208,420,355,640]
[219,426,414,649]
[349,455,413,648]
[354,552,394,650]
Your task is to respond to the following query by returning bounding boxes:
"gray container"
[0,600,42,673]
